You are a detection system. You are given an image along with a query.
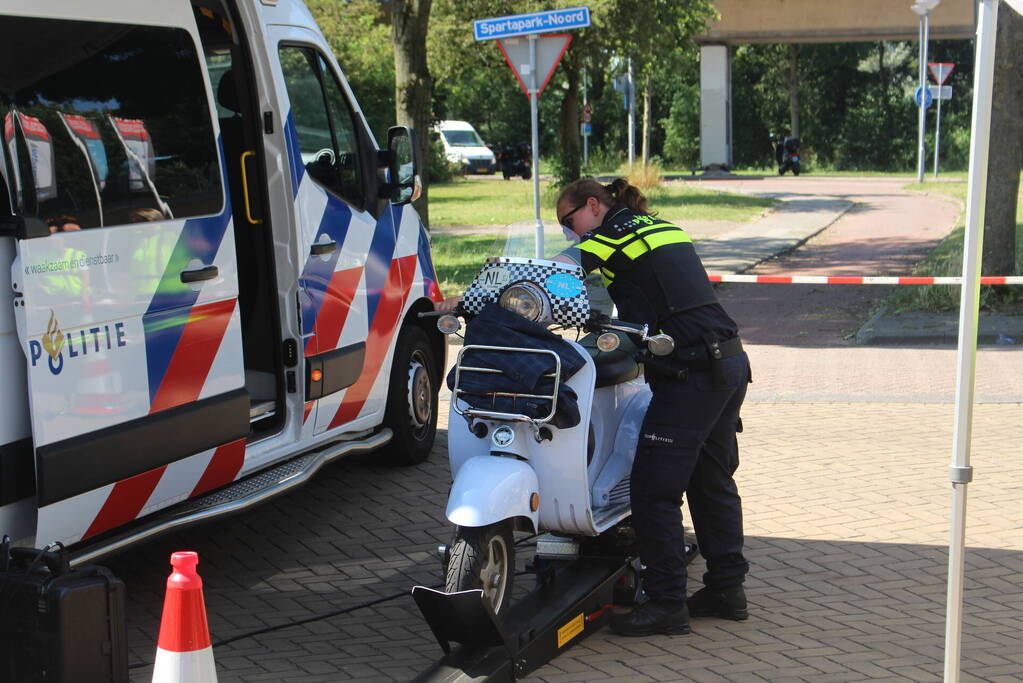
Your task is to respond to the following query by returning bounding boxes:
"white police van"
[0,0,445,563]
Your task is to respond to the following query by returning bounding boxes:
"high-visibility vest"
[575,206,719,329]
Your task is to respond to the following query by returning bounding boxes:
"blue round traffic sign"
[915,86,933,108]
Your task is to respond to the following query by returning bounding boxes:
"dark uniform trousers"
[630,352,751,602]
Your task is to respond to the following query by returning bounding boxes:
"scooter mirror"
[437,314,461,335]
[595,332,620,352]
[646,334,675,357]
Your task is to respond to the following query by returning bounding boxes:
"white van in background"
[435,120,496,175]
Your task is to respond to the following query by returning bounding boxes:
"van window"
[442,129,485,147]
[279,46,364,208]
[0,15,222,230]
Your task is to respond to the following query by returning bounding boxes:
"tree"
[982,1,1022,277]
[308,1,395,144]
[393,0,434,226]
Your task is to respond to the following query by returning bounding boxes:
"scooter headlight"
[499,283,544,321]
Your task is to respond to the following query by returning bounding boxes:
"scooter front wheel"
[446,521,515,615]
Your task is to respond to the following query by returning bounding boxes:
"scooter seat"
[579,332,641,388]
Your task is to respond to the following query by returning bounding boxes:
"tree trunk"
[558,55,581,184]
[641,73,651,167]
[787,44,801,139]
[393,0,433,227]
[982,2,1023,276]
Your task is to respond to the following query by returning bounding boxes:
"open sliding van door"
[2,1,249,547]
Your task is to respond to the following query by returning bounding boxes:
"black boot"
[687,585,748,621]
[610,600,690,637]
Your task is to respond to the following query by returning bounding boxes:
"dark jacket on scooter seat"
[447,304,585,428]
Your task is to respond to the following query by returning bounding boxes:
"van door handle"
[310,241,337,256]
[180,265,219,283]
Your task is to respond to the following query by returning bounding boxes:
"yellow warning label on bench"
[557,613,585,648]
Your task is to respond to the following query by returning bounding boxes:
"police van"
[0,0,445,563]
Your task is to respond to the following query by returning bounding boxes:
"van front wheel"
[381,325,438,465]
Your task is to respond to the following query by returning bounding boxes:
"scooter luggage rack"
[452,345,561,430]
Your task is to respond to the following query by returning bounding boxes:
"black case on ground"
[0,544,128,683]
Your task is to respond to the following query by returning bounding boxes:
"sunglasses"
[558,201,588,231]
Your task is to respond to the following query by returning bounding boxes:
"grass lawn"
[428,179,779,294]
[884,178,1023,313]
[429,179,778,226]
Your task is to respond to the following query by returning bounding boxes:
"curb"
[856,307,1023,346]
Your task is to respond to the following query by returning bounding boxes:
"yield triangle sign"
[497,34,572,98]
[928,62,955,85]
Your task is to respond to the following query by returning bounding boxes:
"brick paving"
[110,348,1023,682]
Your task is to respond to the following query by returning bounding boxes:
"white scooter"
[430,234,677,615]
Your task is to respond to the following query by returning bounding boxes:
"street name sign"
[474,7,590,41]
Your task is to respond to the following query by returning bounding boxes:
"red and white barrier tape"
[707,274,1023,285]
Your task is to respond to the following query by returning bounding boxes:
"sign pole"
[916,10,931,183]
[627,57,635,167]
[944,2,998,681]
[934,92,942,177]
[582,68,589,169]
[529,34,543,259]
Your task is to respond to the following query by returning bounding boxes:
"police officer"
[555,178,750,637]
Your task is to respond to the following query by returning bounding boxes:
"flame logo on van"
[42,310,65,361]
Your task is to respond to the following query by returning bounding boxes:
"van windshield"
[0,15,221,228]
[442,129,485,147]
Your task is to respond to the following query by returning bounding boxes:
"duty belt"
[641,335,744,386]
[676,335,744,366]
[683,334,744,388]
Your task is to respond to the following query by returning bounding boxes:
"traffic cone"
[152,551,218,683]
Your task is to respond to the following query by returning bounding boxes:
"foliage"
[617,160,663,193]
[427,134,461,183]
[307,0,395,144]
[885,180,1023,313]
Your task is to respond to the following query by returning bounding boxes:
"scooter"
[496,143,532,180]
[429,249,678,615]
[774,135,801,176]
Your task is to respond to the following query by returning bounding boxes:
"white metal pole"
[944,1,999,681]
[917,11,930,182]
[627,57,635,167]
[934,91,943,177]
[529,34,543,259]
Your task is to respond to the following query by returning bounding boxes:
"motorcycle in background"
[773,134,801,176]
[496,143,532,180]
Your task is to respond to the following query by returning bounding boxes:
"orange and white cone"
[152,551,218,683]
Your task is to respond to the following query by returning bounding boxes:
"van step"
[70,428,393,566]
[249,400,276,421]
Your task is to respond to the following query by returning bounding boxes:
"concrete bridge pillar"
[699,44,732,170]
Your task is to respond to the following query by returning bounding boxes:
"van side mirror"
[383,126,420,206]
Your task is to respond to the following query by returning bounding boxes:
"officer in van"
[555,178,751,637]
